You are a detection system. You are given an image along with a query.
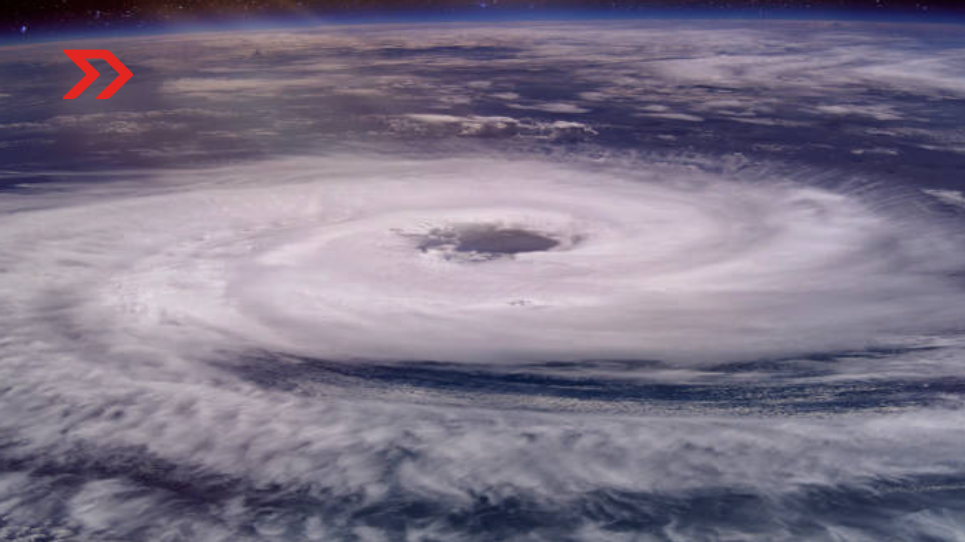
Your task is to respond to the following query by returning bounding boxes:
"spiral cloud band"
[5,154,964,365]
[2,152,965,540]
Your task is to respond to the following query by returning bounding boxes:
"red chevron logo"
[63,50,133,100]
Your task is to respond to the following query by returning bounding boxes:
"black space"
[3,0,965,40]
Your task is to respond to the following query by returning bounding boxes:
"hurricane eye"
[413,224,560,261]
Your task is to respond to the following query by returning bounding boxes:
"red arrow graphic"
[63,50,133,100]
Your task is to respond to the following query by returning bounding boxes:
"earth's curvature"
[1,19,965,541]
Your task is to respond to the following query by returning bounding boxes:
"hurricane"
[0,148,964,541]
[3,17,965,542]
